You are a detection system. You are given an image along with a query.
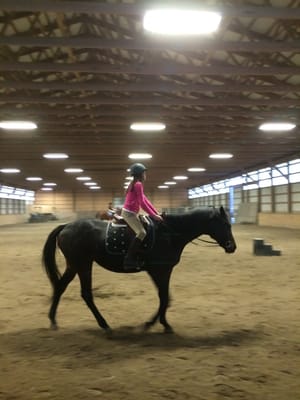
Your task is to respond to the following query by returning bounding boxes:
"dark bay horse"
[42,206,236,334]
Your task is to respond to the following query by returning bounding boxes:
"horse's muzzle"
[224,240,237,253]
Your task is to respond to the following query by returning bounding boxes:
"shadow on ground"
[1,325,262,367]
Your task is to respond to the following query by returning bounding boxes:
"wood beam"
[1,105,299,119]
[0,61,299,76]
[1,93,298,106]
[0,36,300,53]
[2,80,300,93]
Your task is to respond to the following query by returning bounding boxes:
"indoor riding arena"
[1,1,300,400]
[1,219,300,400]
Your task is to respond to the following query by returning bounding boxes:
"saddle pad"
[105,223,129,255]
[105,219,155,255]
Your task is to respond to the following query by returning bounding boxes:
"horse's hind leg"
[77,262,111,333]
[49,266,76,329]
[146,268,173,334]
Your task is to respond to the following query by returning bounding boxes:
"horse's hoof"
[164,326,174,334]
[104,328,113,339]
[143,322,153,331]
[50,322,58,331]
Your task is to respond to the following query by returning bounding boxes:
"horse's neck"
[165,212,208,244]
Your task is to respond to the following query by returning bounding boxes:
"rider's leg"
[124,236,143,268]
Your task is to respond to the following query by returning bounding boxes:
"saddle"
[105,215,156,256]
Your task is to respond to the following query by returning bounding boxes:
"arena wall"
[258,212,300,229]
[1,186,299,229]
[0,187,187,225]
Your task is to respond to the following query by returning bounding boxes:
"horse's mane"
[163,207,215,230]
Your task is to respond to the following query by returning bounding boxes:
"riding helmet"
[129,163,147,177]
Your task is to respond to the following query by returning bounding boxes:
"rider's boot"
[124,237,143,271]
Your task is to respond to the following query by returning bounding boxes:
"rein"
[192,237,219,246]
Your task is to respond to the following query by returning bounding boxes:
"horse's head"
[208,206,237,253]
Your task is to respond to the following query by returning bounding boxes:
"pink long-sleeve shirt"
[123,181,158,216]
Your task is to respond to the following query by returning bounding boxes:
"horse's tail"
[42,224,66,288]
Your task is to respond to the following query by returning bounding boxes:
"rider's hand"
[153,214,163,222]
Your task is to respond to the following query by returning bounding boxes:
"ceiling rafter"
[1,36,300,52]
[2,79,300,93]
[1,92,299,106]
[0,104,299,117]
[1,61,299,75]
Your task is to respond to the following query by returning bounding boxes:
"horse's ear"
[220,206,231,222]
[220,206,226,217]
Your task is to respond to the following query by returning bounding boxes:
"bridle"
[192,237,219,246]
[162,212,233,249]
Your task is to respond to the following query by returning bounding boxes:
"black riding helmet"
[130,163,147,177]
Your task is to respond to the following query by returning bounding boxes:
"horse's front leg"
[146,267,174,333]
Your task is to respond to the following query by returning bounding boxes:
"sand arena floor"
[0,220,300,400]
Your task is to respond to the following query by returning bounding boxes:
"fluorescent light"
[90,186,101,190]
[209,153,233,159]
[143,9,222,35]
[26,177,42,181]
[164,181,177,185]
[128,153,152,160]
[43,153,69,159]
[76,176,91,181]
[173,175,188,180]
[259,122,296,131]
[0,168,20,173]
[41,187,53,191]
[0,120,37,130]
[130,122,166,131]
[188,167,206,172]
[43,182,57,186]
[158,185,169,189]
[64,168,84,173]
[84,182,97,186]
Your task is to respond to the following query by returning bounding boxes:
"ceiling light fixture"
[128,153,152,160]
[41,187,53,191]
[130,122,166,131]
[43,153,69,159]
[90,186,101,190]
[26,177,42,181]
[209,153,233,159]
[187,167,206,172]
[143,9,222,35]
[0,168,20,173]
[0,120,37,130]
[164,181,177,185]
[158,185,169,189]
[76,176,91,181]
[173,175,188,180]
[43,183,57,186]
[259,122,296,131]
[64,168,84,173]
